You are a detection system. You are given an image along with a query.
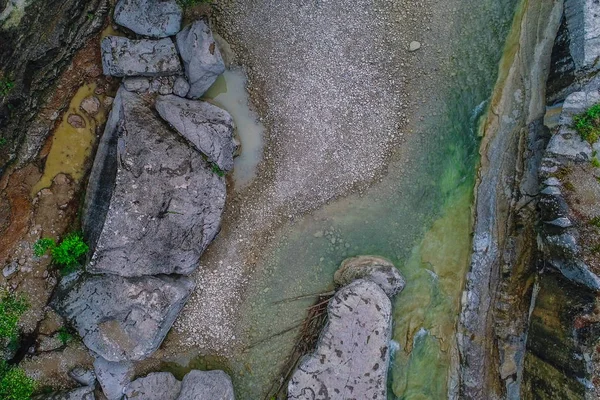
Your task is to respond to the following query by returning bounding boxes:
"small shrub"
[0,78,14,97]
[34,233,88,275]
[591,216,600,228]
[573,103,600,144]
[0,292,28,341]
[57,327,72,346]
[0,360,35,400]
[0,138,6,147]
[211,163,225,177]
[593,157,600,168]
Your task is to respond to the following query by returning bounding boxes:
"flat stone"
[334,255,405,297]
[53,274,194,361]
[177,370,234,400]
[3,262,19,278]
[176,21,225,99]
[156,95,236,171]
[101,36,181,77]
[94,357,134,400]
[124,372,181,400]
[122,77,150,93]
[69,367,97,387]
[33,386,95,400]
[83,88,226,276]
[80,96,101,116]
[409,41,421,51]
[67,114,86,128]
[173,77,190,97]
[288,279,392,400]
[114,0,182,38]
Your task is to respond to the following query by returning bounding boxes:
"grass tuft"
[0,292,28,341]
[573,103,600,144]
[34,233,88,275]
[0,360,35,400]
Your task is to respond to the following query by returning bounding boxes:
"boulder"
[334,255,405,297]
[33,386,95,400]
[53,274,194,361]
[565,0,600,71]
[83,88,226,276]
[69,367,97,387]
[114,0,182,38]
[177,370,234,400]
[176,21,225,99]
[156,95,236,171]
[80,96,101,116]
[101,37,181,77]
[288,279,392,400]
[123,372,181,400]
[94,357,134,400]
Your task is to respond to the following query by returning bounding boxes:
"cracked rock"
[101,36,181,77]
[114,0,182,38]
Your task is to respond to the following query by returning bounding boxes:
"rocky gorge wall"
[459,0,600,398]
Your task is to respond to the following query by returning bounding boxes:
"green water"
[198,1,519,398]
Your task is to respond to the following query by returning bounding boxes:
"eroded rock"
[334,255,405,297]
[124,372,181,400]
[114,0,182,38]
[83,88,226,276]
[176,21,225,98]
[101,36,181,77]
[156,95,236,171]
[69,367,97,387]
[53,274,194,361]
[288,279,392,400]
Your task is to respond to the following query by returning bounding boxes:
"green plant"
[563,181,575,191]
[57,327,72,346]
[590,216,600,228]
[0,360,35,400]
[0,138,6,147]
[211,163,225,177]
[0,292,28,341]
[573,103,600,144]
[177,0,211,8]
[86,12,94,20]
[593,157,600,168]
[34,233,89,275]
[0,78,14,97]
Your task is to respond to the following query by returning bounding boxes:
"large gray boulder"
[83,88,226,276]
[114,0,182,38]
[156,95,236,171]
[334,255,405,297]
[101,36,181,77]
[53,274,195,362]
[124,372,181,400]
[565,0,600,71]
[94,358,134,400]
[288,279,392,400]
[33,386,95,400]
[176,21,225,98]
[177,370,234,400]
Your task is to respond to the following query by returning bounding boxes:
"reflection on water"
[204,69,265,189]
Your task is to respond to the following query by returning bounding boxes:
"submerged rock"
[155,95,236,171]
[124,372,181,400]
[101,36,181,77]
[177,370,234,400]
[334,255,405,297]
[53,274,194,361]
[114,0,182,38]
[288,279,392,400]
[176,21,225,99]
[83,88,226,276]
[33,386,95,400]
[94,357,134,400]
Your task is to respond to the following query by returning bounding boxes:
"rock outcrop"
[289,257,404,400]
[123,370,234,400]
[176,21,225,98]
[54,274,194,361]
[156,95,237,171]
[114,0,182,38]
[84,88,226,277]
[334,255,405,297]
[94,358,134,400]
[101,37,181,77]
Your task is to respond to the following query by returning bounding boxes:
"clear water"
[174,1,519,398]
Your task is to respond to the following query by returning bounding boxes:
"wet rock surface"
[156,95,236,171]
[94,357,133,400]
[177,370,235,400]
[176,21,225,98]
[84,88,226,276]
[334,255,405,297]
[101,37,181,77]
[53,274,194,361]
[288,279,393,400]
[33,386,96,400]
[114,0,182,38]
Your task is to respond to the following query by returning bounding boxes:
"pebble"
[409,41,422,51]
[80,96,101,116]
[67,114,86,128]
